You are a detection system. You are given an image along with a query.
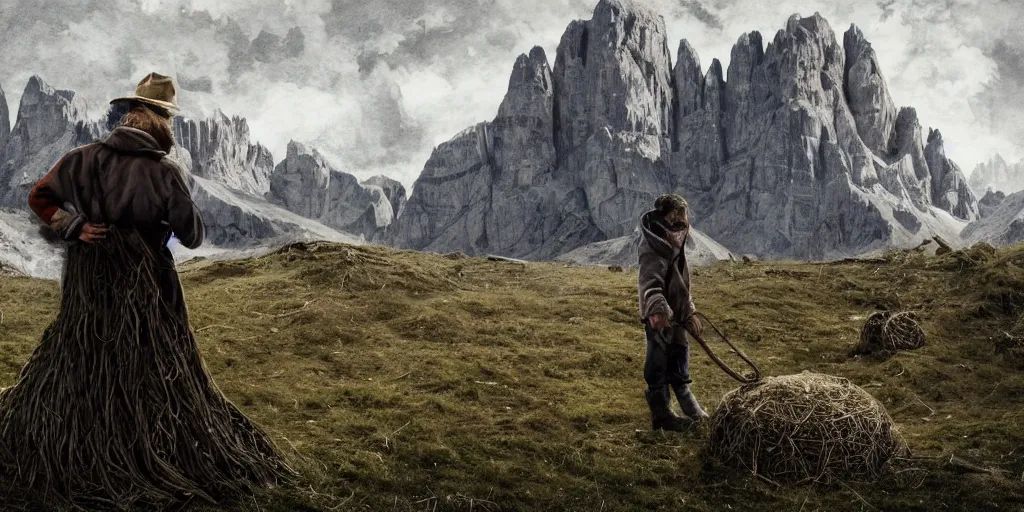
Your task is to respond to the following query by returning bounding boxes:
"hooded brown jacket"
[27,126,203,249]
[637,210,696,326]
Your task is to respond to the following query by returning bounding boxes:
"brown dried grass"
[704,372,908,486]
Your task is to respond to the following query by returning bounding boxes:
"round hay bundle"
[704,372,907,485]
[857,311,925,355]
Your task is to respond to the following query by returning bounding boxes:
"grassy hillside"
[1,241,1023,511]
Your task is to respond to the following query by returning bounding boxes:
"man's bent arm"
[28,156,86,240]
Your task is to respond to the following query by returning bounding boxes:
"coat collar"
[99,126,167,158]
[640,210,685,260]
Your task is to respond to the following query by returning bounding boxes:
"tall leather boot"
[672,384,709,422]
[645,386,687,431]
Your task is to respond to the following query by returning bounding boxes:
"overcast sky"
[0,0,1020,190]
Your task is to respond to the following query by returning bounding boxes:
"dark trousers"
[644,325,691,390]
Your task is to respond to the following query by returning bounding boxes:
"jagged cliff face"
[0,76,99,209]
[173,111,274,197]
[843,26,897,158]
[393,0,979,261]
[267,141,394,241]
[970,154,1024,196]
[0,84,10,154]
[393,0,675,259]
[677,14,976,258]
[963,190,1024,247]
[361,175,407,220]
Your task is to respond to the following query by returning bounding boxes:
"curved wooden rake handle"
[641,312,762,384]
[684,312,762,384]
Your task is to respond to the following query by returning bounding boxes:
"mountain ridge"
[389,1,978,263]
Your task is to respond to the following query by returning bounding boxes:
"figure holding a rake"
[636,194,762,432]
[637,194,710,431]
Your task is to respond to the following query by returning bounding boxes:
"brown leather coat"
[28,126,203,249]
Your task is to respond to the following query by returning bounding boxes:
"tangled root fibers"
[704,373,908,485]
[0,228,296,510]
[857,311,926,355]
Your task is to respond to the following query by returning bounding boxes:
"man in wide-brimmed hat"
[31,72,185,243]
[109,71,180,116]
[13,73,293,509]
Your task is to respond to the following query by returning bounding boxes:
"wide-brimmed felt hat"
[109,72,179,116]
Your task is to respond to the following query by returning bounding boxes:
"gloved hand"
[685,314,704,336]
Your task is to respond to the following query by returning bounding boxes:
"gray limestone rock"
[172,110,274,197]
[969,154,1024,196]
[962,190,1024,246]
[977,189,1006,219]
[397,5,982,261]
[189,175,355,248]
[674,57,725,205]
[843,24,897,156]
[579,126,670,238]
[268,140,393,240]
[672,13,974,258]
[389,124,496,254]
[394,0,683,260]
[0,84,9,154]
[925,129,978,221]
[0,76,92,209]
[361,175,407,219]
[165,146,358,248]
[674,40,703,121]
[553,0,674,162]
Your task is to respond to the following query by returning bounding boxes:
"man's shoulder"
[158,155,187,174]
[62,142,102,160]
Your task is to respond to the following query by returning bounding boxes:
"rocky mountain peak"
[843,23,897,156]
[553,0,673,160]
[393,3,982,262]
[970,154,1024,196]
[511,47,550,83]
[284,139,325,165]
[924,127,977,220]
[0,84,9,152]
[18,75,88,130]
[674,39,703,119]
[269,139,394,241]
[0,76,92,208]
[361,175,407,219]
[173,109,273,197]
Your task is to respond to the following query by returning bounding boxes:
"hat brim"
[109,96,179,115]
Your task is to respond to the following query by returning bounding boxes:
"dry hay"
[704,372,908,485]
[857,311,925,355]
[933,242,999,271]
[0,228,296,510]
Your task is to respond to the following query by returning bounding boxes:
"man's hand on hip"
[78,223,108,243]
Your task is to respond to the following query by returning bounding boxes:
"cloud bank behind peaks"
[0,0,1021,189]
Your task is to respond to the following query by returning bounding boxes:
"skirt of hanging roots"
[0,228,295,510]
